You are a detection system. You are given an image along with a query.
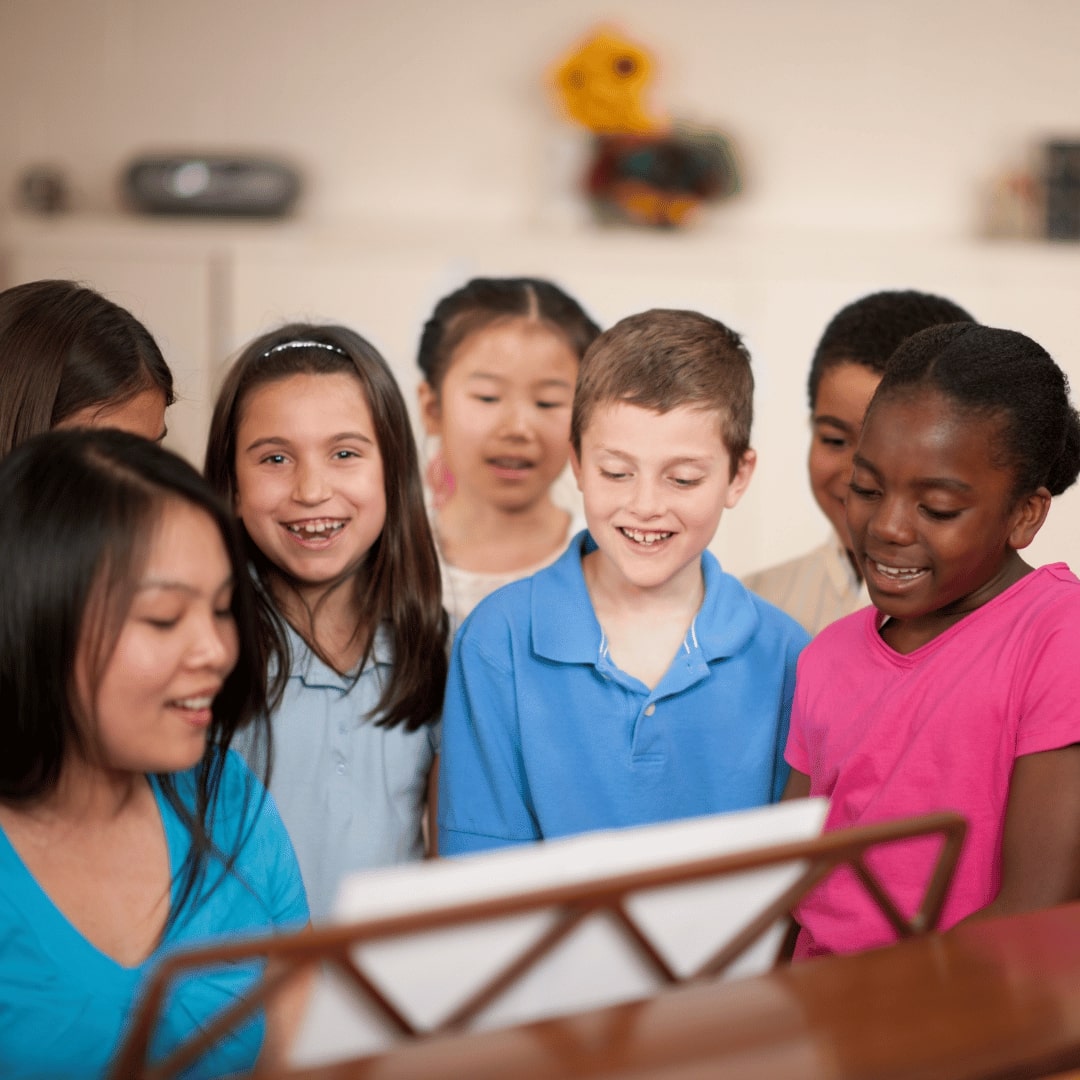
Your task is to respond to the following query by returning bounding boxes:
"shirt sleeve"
[784,647,813,777]
[223,751,310,928]
[771,626,808,799]
[1015,608,1080,757]
[437,614,539,856]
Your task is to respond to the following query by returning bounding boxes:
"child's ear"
[1007,486,1052,550]
[417,381,442,437]
[723,448,757,509]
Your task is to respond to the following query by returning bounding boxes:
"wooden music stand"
[111,808,965,1080]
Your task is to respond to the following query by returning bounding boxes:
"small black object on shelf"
[1045,141,1080,241]
[123,154,301,217]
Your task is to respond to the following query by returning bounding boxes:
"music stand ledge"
[112,810,965,1080]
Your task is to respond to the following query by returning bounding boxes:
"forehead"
[814,362,883,424]
[583,400,731,457]
[860,390,1010,478]
[57,387,167,442]
[238,371,374,431]
[449,318,578,380]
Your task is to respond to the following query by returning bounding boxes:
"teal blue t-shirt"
[0,750,308,1079]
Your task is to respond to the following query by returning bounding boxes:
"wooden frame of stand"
[111,810,966,1080]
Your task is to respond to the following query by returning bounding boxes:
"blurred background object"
[16,166,67,214]
[549,25,741,229]
[1045,141,1080,241]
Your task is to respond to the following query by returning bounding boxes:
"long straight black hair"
[0,429,270,921]
[205,323,448,730]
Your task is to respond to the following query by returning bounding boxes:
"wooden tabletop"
[280,902,1080,1080]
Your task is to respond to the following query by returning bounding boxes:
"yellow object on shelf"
[551,27,663,136]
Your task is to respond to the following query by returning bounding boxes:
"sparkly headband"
[262,339,348,358]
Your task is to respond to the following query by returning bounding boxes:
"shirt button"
[644,704,656,716]
[336,761,346,774]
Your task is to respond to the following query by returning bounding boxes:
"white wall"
[2,1,1080,575]
[3,1,1079,232]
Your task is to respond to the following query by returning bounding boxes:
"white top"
[435,511,586,627]
[742,536,870,636]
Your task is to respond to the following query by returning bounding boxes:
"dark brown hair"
[0,429,269,922]
[0,279,174,456]
[417,277,600,392]
[205,323,447,730]
[571,309,753,475]
[871,322,1080,499]
[807,289,974,410]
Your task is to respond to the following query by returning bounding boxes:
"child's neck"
[879,551,1033,655]
[435,493,570,574]
[273,575,369,674]
[582,553,706,691]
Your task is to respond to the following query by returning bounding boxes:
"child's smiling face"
[846,388,1047,645]
[572,401,754,599]
[808,362,882,554]
[233,372,387,604]
[419,318,579,515]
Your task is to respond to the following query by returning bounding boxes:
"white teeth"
[173,696,213,709]
[621,528,673,546]
[287,521,344,537]
[875,563,924,578]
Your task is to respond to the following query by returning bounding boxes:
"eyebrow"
[243,433,375,453]
[852,454,974,493]
[813,413,857,432]
[137,578,234,596]
[597,447,710,468]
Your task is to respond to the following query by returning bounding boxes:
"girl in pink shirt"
[784,322,1080,958]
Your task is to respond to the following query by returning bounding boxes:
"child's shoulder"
[700,551,811,655]
[456,535,595,657]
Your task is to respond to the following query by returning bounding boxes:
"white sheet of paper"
[289,797,828,1067]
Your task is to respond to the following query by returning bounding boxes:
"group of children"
[0,273,1078,1077]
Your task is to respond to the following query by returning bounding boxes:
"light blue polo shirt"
[238,624,438,921]
[438,532,810,855]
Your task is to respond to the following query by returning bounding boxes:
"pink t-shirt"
[785,563,1080,959]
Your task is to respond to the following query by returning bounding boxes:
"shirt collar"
[285,620,393,691]
[531,530,760,665]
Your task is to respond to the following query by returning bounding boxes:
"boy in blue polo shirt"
[438,309,809,855]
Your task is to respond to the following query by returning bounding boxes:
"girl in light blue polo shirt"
[206,324,449,920]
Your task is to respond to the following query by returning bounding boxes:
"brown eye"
[614,56,636,77]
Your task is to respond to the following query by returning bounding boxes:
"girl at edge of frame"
[205,324,448,922]
[783,322,1080,959]
[416,277,601,625]
[0,429,308,1080]
[0,279,173,453]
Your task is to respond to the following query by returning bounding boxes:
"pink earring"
[425,449,456,509]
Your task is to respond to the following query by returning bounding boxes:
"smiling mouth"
[285,519,346,538]
[870,561,928,581]
[620,527,673,546]
[169,694,215,710]
[488,457,535,470]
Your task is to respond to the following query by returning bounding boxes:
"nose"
[626,474,663,519]
[292,459,331,505]
[188,610,238,675]
[867,493,915,546]
[496,398,533,440]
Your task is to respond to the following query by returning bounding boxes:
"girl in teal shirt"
[0,430,308,1079]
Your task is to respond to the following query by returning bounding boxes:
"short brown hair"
[571,309,753,474]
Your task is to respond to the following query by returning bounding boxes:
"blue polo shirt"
[438,532,809,855]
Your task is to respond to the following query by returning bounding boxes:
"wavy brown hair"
[205,323,447,730]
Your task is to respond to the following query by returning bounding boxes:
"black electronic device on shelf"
[123,154,301,217]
